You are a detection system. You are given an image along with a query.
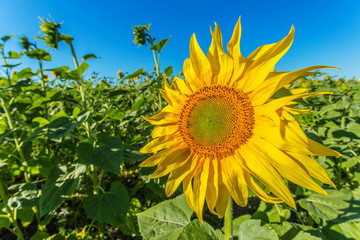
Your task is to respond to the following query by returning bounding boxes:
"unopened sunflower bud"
[117,70,124,79]
[43,74,49,82]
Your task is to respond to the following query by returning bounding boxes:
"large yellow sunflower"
[139,18,341,222]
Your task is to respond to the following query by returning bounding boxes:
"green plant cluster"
[0,18,360,240]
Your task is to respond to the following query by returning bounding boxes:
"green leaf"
[123,68,144,80]
[8,183,39,209]
[77,136,124,174]
[2,63,21,68]
[26,49,51,61]
[149,37,170,53]
[32,117,50,128]
[268,221,324,240]
[118,198,142,236]
[8,51,21,59]
[30,231,48,240]
[61,34,74,45]
[137,194,193,240]
[164,66,173,76]
[17,208,35,225]
[252,202,290,223]
[82,54,98,61]
[61,62,89,80]
[216,214,252,239]
[298,189,360,222]
[45,66,70,74]
[238,220,279,240]
[132,95,145,111]
[1,34,14,42]
[178,219,219,240]
[47,111,90,139]
[17,68,36,79]
[0,202,11,228]
[39,163,86,217]
[323,222,360,240]
[105,108,125,120]
[84,181,129,225]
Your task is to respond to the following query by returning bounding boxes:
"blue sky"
[1,0,359,80]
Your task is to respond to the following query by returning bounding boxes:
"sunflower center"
[179,86,255,159]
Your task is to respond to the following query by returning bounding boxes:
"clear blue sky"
[1,0,359,80]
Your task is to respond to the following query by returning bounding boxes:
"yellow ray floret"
[140,17,341,223]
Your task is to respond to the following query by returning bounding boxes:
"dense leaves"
[0,19,359,240]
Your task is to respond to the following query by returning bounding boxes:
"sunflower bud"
[38,16,63,49]
[132,24,151,46]
[117,70,124,79]
[43,73,49,82]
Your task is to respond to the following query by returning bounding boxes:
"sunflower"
[139,18,341,222]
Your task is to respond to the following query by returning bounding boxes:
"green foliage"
[0,17,359,240]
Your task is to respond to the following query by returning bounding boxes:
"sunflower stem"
[224,196,233,240]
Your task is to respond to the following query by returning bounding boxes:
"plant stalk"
[152,49,159,77]
[224,196,233,240]
[0,180,25,240]
[0,95,29,182]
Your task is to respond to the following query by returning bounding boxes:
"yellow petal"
[256,92,332,114]
[151,147,191,178]
[161,80,186,109]
[151,125,179,139]
[285,152,336,188]
[172,76,193,95]
[206,158,219,216]
[165,153,198,196]
[250,66,338,106]
[142,111,178,126]
[139,134,182,154]
[249,138,328,195]
[239,26,295,93]
[207,23,234,85]
[222,156,248,207]
[183,58,203,91]
[307,138,342,156]
[215,173,230,218]
[190,34,213,86]
[193,158,210,223]
[227,17,246,87]
[239,145,296,209]
[243,170,284,204]
[139,150,168,167]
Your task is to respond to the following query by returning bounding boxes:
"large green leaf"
[268,221,323,240]
[8,51,21,59]
[149,38,169,53]
[61,62,89,80]
[39,163,86,217]
[77,136,124,174]
[123,68,144,80]
[26,49,51,61]
[7,183,39,209]
[48,111,90,139]
[84,181,129,225]
[137,194,193,240]
[178,219,218,240]
[132,95,145,111]
[238,220,279,240]
[0,202,11,228]
[323,222,360,240]
[298,189,360,222]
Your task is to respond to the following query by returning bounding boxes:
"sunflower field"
[1,18,360,240]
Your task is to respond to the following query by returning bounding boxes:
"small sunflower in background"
[140,18,341,222]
